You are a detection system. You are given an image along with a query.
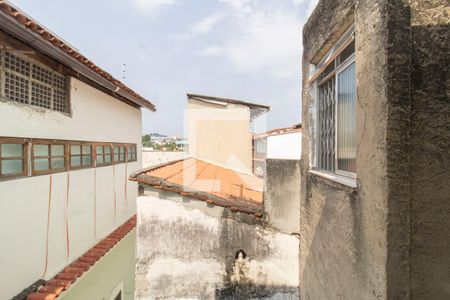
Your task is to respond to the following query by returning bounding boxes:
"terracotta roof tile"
[26,216,136,300]
[0,1,155,111]
[131,159,264,216]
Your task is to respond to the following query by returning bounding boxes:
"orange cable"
[42,175,52,278]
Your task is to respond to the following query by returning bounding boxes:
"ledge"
[308,169,357,189]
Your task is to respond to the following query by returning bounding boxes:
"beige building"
[0,2,154,300]
[186,94,269,174]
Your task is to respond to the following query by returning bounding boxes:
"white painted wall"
[136,190,299,299]
[142,150,185,168]
[267,132,302,160]
[0,77,142,299]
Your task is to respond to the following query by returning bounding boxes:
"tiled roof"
[0,1,155,111]
[131,158,264,216]
[253,123,302,139]
[26,216,136,300]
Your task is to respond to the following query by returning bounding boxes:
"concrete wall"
[59,229,136,300]
[265,159,301,234]
[267,132,302,160]
[301,0,450,299]
[187,99,253,174]
[136,188,299,299]
[0,78,141,299]
[408,1,450,298]
[142,150,185,168]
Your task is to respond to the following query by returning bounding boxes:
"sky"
[10,0,318,136]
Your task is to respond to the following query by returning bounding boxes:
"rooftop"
[130,158,264,216]
[0,0,155,111]
[187,93,270,120]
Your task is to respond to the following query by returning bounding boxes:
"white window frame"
[309,25,357,185]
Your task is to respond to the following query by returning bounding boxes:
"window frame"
[0,137,29,180]
[112,144,126,164]
[95,143,113,167]
[69,142,94,170]
[311,25,356,180]
[126,144,137,162]
[31,139,68,176]
[0,50,70,113]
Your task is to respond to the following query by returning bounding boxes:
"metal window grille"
[0,51,68,112]
[318,77,335,172]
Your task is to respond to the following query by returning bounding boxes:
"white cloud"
[130,0,176,14]
[198,45,223,56]
[175,13,225,40]
[193,13,224,35]
[199,1,304,79]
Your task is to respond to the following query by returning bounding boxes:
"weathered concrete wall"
[136,188,299,299]
[301,0,450,299]
[408,1,450,298]
[265,159,301,234]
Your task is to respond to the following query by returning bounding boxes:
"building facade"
[186,93,269,174]
[0,2,155,299]
[301,0,449,299]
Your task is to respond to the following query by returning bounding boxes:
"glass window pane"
[71,145,81,155]
[34,144,49,156]
[82,145,91,154]
[132,152,136,160]
[337,62,356,173]
[104,146,111,154]
[96,146,103,154]
[127,151,132,160]
[2,159,23,175]
[119,154,125,162]
[34,158,49,171]
[1,144,23,157]
[51,158,65,169]
[70,156,81,167]
[51,145,64,156]
[96,154,104,164]
[82,155,92,166]
[105,154,112,163]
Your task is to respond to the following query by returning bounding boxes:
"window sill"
[308,169,357,188]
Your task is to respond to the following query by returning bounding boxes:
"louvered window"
[0,51,68,112]
[311,26,356,177]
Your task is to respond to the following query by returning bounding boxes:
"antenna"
[121,63,126,80]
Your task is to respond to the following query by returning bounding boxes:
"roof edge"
[0,1,156,111]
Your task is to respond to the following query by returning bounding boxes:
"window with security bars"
[312,26,356,177]
[0,51,68,112]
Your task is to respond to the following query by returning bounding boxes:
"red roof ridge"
[26,216,137,300]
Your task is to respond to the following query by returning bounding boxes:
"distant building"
[252,123,302,177]
[0,2,155,299]
[175,139,188,151]
[186,93,270,174]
